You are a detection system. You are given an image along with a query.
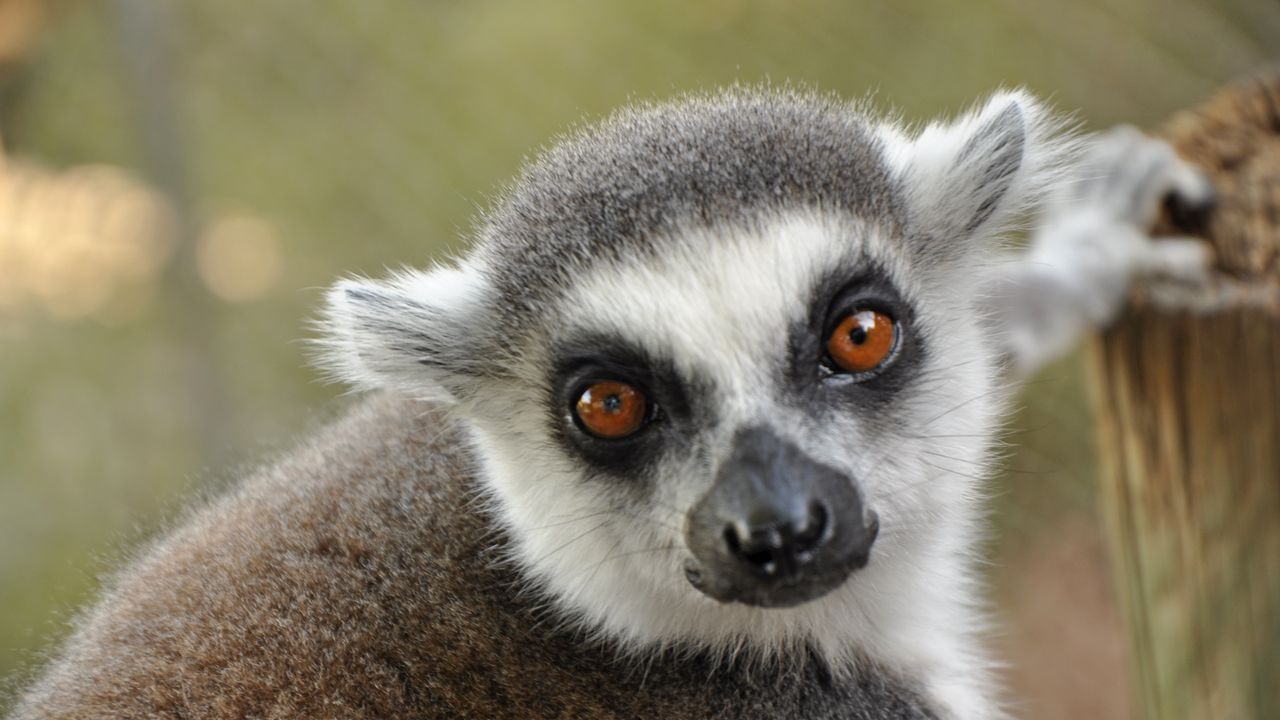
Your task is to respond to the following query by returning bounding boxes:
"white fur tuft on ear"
[314,264,490,404]
[879,90,1080,254]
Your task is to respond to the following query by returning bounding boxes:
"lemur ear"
[317,265,493,404]
[881,90,1074,255]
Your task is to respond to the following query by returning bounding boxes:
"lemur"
[9,87,1211,719]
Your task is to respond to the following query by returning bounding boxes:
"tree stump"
[1089,70,1280,720]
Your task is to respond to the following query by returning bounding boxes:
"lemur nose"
[722,501,831,578]
[684,426,879,608]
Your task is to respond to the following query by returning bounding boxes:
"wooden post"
[1089,71,1280,720]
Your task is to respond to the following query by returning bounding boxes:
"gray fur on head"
[479,88,904,314]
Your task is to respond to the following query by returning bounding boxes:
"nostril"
[722,524,781,574]
[721,500,833,578]
[723,524,742,555]
[793,502,830,551]
[684,563,703,586]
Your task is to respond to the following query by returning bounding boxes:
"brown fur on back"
[10,394,934,719]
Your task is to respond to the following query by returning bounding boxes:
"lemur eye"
[574,380,650,439]
[826,309,898,375]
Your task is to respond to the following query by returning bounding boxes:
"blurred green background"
[0,1,1276,717]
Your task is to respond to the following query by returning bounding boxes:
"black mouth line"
[723,582,844,609]
[683,561,856,609]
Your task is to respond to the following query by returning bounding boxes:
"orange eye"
[826,309,897,374]
[574,380,649,439]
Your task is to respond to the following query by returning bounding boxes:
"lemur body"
[10,88,1211,719]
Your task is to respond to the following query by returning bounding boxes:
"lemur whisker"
[577,533,629,589]
[524,519,613,567]
[526,507,680,534]
[919,459,990,483]
[575,543,681,588]
[920,450,989,468]
[856,384,1011,490]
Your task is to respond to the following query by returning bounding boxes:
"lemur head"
[322,88,1071,665]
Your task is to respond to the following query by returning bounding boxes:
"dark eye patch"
[786,262,925,407]
[547,333,704,481]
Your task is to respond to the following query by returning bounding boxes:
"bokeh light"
[196,214,282,303]
[0,156,174,322]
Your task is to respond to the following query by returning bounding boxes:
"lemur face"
[544,213,920,611]
[324,88,1070,660]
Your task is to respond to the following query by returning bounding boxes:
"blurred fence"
[2,2,1278,717]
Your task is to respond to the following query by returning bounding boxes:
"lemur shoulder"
[10,87,1212,719]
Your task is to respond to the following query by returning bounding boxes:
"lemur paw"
[1033,124,1216,304]
[1061,124,1214,229]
